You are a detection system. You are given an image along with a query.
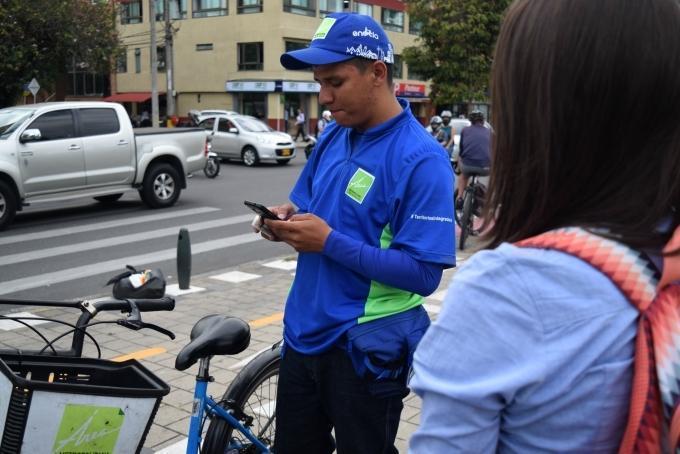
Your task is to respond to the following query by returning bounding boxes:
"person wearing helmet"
[317,110,332,137]
[429,115,448,148]
[439,110,455,157]
[455,110,491,206]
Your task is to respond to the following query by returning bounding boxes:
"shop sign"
[282,81,321,93]
[394,82,426,98]
[225,81,275,92]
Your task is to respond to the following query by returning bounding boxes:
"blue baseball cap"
[280,13,395,70]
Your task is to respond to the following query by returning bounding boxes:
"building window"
[238,0,262,14]
[285,39,312,71]
[408,65,425,81]
[381,8,404,32]
[68,71,108,97]
[352,2,372,16]
[116,48,127,73]
[240,93,267,118]
[393,54,403,79]
[134,48,141,73]
[409,19,423,35]
[120,0,142,24]
[285,39,310,52]
[193,0,227,18]
[157,46,166,71]
[238,42,263,71]
[196,43,214,51]
[283,0,316,17]
[155,0,187,20]
[320,0,343,17]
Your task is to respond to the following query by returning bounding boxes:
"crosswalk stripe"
[0,233,263,296]
[0,207,220,246]
[0,215,254,266]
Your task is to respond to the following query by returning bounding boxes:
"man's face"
[442,117,451,125]
[314,61,377,131]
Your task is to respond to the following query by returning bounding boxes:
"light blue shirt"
[409,243,638,453]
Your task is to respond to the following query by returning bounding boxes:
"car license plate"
[281,149,291,156]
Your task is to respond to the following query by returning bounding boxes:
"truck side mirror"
[19,129,41,143]
[229,127,238,134]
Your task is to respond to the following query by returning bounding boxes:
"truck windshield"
[0,108,35,140]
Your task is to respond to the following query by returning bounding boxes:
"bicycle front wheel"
[459,190,474,250]
[203,344,281,453]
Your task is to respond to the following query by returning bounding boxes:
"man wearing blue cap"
[253,12,455,453]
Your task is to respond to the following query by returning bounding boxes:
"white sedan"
[198,115,296,166]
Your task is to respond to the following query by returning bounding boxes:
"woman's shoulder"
[447,243,634,328]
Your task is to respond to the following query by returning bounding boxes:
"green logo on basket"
[53,404,124,453]
[345,168,375,204]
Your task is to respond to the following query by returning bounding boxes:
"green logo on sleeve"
[313,17,337,40]
[53,404,124,453]
[345,168,375,204]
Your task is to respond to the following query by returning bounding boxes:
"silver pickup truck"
[0,101,207,230]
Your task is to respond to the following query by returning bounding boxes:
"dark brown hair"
[350,57,394,87]
[485,0,680,251]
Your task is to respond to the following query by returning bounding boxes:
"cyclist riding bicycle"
[455,110,491,208]
[440,110,455,157]
[428,115,448,149]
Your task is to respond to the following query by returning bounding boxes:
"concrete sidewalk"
[0,245,476,453]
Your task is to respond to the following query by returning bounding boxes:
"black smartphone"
[244,200,279,220]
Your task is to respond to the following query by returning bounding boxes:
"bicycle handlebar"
[0,295,176,357]
[0,296,175,313]
[85,296,176,314]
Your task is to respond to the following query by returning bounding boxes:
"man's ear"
[371,61,388,86]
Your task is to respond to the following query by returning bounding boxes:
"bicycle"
[0,294,176,453]
[175,314,281,453]
[454,167,489,250]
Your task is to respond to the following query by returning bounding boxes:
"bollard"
[177,228,192,289]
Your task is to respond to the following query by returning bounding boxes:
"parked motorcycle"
[204,151,220,178]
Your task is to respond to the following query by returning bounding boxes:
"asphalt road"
[0,154,308,301]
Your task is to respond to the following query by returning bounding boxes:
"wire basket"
[0,353,169,453]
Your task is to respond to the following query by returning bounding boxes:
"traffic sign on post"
[27,78,40,103]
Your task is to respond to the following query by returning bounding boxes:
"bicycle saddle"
[175,314,251,371]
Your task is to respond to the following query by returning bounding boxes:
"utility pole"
[164,0,175,122]
[150,0,160,127]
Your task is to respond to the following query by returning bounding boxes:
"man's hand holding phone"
[247,201,296,241]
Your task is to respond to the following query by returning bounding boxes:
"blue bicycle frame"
[186,360,271,453]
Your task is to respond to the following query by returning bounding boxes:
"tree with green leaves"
[403,0,511,106]
[0,0,121,107]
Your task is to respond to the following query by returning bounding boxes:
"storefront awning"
[104,92,164,103]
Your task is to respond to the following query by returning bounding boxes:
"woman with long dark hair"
[410,0,680,451]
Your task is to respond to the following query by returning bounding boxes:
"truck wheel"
[242,146,259,167]
[94,194,123,203]
[141,163,181,208]
[0,180,17,231]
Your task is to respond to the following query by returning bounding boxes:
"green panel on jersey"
[359,225,423,324]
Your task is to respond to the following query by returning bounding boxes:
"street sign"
[27,78,40,96]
